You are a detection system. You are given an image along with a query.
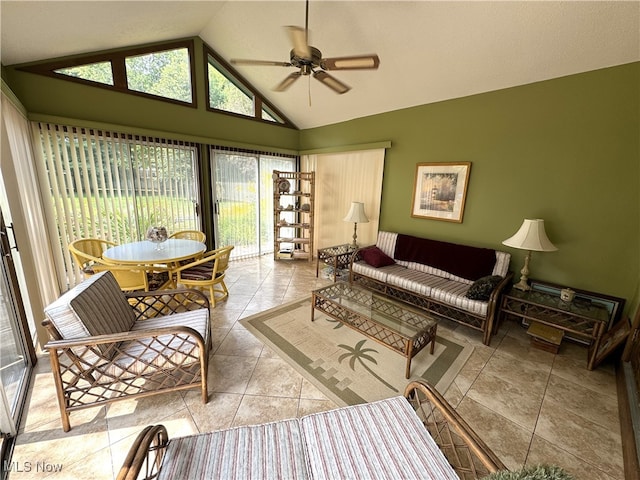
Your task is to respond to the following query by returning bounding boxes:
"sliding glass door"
[212,149,296,258]
[0,210,36,467]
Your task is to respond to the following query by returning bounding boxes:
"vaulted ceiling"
[1,1,639,129]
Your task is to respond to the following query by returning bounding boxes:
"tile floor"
[7,256,624,479]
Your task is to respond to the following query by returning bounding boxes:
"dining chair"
[169,230,206,243]
[93,263,151,292]
[173,246,234,307]
[68,238,117,277]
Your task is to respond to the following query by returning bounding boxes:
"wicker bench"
[117,381,505,480]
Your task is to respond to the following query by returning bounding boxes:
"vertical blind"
[34,122,200,288]
[302,149,385,252]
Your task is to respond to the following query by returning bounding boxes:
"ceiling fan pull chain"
[308,76,312,107]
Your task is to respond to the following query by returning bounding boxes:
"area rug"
[240,297,473,406]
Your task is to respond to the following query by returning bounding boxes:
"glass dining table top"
[103,239,206,264]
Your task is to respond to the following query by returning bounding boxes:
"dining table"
[103,239,206,289]
[103,239,206,265]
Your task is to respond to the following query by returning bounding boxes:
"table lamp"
[502,218,557,291]
[343,202,369,248]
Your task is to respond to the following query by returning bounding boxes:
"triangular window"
[126,48,192,103]
[205,47,293,127]
[54,61,113,86]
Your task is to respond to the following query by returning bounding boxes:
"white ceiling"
[1,1,639,129]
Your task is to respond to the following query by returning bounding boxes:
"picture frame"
[411,162,471,223]
[588,317,631,369]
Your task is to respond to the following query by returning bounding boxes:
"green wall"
[4,46,639,310]
[301,62,640,307]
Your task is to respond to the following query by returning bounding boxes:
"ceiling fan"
[230,0,380,94]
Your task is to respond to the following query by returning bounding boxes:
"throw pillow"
[361,246,395,268]
[465,275,503,300]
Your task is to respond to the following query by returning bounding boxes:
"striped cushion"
[45,271,136,357]
[352,261,406,283]
[493,251,511,277]
[301,396,459,480]
[427,277,488,316]
[181,261,221,281]
[158,419,309,480]
[101,309,210,378]
[375,231,398,258]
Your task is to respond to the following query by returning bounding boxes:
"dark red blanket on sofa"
[394,234,497,281]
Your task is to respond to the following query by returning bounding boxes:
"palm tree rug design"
[240,297,474,406]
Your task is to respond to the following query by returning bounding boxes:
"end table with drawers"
[316,244,357,282]
[499,279,625,370]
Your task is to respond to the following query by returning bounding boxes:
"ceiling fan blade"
[286,25,311,59]
[274,72,302,92]
[230,59,292,67]
[313,71,350,94]
[321,54,380,70]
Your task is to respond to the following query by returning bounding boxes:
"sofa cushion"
[375,231,398,258]
[352,261,406,284]
[385,268,438,297]
[427,278,488,316]
[361,246,395,268]
[465,275,503,300]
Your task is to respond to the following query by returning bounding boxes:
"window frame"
[204,45,296,128]
[20,39,198,108]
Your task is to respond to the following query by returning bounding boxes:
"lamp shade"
[343,202,369,224]
[502,219,557,252]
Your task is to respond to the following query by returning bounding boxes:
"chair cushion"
[300,396,459,480]
[158,419,309,480]
[181,262,221,281]
[101,309,210,378]
[45,271,136,357]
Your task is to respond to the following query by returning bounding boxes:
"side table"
[499,283,613,370]
[316,244,357,282]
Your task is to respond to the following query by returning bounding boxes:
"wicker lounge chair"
[117,380,505,480]
[42,271,211,432]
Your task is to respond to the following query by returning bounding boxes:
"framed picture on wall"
[411,162,471,222]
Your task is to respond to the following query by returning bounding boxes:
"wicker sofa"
[349,231,513,345]
[118,381,505,480]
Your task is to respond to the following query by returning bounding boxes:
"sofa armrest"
[125,288,209,320]
[117,425,169,480]
[404,380,506,477]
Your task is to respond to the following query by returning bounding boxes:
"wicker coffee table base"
[311,283,438,379]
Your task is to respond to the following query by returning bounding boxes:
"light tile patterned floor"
[7,257,624,479]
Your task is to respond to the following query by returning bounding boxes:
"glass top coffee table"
[311,282,438,379]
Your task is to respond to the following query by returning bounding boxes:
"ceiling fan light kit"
[230,0,379,95]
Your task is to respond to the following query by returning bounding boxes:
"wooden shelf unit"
[273,170,315,262]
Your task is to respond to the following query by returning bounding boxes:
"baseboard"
[617,361,640,480]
